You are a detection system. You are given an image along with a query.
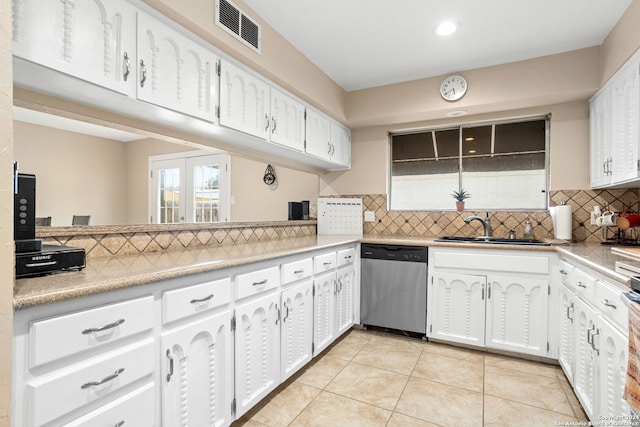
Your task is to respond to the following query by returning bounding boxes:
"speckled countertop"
[14,233,640,310]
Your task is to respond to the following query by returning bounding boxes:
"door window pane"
[193,164,220,222]
[159,168,181,223]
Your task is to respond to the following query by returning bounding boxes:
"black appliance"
[13,165,85,277]
[16,245,86,278]
[301,200,310,220]
[288,202,303,220]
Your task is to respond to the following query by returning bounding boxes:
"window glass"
[390,118,548,210]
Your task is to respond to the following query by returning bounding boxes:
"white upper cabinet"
[590,50,640,188]
[12,0,137,96]
[330,121,352,167]
[305,108,332,161]
[136,12,218,121]
[219,59,270,139]
[269,87,305,151]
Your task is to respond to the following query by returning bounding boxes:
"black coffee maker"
[13,162,42,253]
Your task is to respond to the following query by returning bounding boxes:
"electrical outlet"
[364,211,375,222]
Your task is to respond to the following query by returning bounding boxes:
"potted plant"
[451,189,470,211]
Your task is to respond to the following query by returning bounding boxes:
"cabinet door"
[137,13,217,121]
[590,88,612,188]
[270,88,305,151]
[429,271,486,347]
[305,108,331,161]
[162,310,233,427]
[559,284,576,385]
[610,55,640,184]
[234,292,280,417]
[313,271,337,355]
[573,297,598,419]
[330,121,351,167]
[596,317,630,419]
[485,274,549,357]
[280,280,313,381]
[12,0,136,96]
[219,59,270,139]
[335,265,355,336]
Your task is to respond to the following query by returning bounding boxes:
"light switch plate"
[364,211,375,222]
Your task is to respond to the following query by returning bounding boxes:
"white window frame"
[148,150,231,223]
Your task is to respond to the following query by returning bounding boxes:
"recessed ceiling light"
[434,21,459,37]
[465,137,475,141]
[468,149,477,154]
[446,110,467,117]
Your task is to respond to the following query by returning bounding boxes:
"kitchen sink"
[435,236,551,246]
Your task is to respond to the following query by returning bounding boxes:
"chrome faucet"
[464,212,492,237]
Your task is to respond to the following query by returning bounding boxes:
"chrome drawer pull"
[344,255,352,260]
[82,318,125,334]
[190,294,214,304]
[294,269,305,274]
[323,261,333,266]
[602,298,617,309]
[115,421,125,427]
[252,279,268,286]
[577,282,587,288]
[81,368,125,389]
[139,59,147,87]
[559,269,567,275]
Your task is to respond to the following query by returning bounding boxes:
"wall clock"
[440,75,467,101]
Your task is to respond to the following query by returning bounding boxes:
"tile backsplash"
[325,189,639,243]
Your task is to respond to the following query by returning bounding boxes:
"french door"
[150,153,229,224]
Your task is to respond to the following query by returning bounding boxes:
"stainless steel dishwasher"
[360,244,428,336]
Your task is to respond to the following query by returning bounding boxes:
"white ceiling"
[243,0,632,92]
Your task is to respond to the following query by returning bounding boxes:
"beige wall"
[601,0,640,84]
[1,0,12,424]
[13,121,128,226]
[230,156,319,221]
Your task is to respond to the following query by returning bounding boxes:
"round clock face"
[440,75,467,101]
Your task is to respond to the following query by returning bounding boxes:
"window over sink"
[389,116,549,211]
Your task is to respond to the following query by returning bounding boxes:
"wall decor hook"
[263,164,277,185]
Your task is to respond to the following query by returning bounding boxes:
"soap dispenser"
[523,218,534,239]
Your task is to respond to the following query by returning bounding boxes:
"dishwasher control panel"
[361,244,427,263]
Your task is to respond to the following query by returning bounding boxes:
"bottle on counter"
[523,218,534,239]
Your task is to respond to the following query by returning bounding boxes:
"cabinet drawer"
[558,260,574,289]
[433,251,549,274]
[63,382,154,427]
[314,252,337,273]
[236,266,280,300]
[573,268,596,303]
[163,278,231,324]
[596,281,629,333]
[337,248,356,267]
[30,296,154,368]
[282,258,313,284]
[28,339,154,427]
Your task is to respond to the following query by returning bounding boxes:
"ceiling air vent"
[216,0,261,53]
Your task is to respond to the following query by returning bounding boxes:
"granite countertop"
[15,233,640,310]
[13,234,360,310]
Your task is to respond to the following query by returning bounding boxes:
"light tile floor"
[232,328,588,427]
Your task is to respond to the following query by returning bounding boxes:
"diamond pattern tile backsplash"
[326,189,639,243]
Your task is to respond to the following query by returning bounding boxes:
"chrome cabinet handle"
[566,303,574,322]
[294,269,305,274]
[327,142,332,155]
[139,59,147,87]
[323,261,333,266]
[602,298,617,309]
[559,269,567,276]
[123,52,130,81]
[282,302,290,322]
[81,368,125,389]
[275,304,280,325]
[590,328,600,355]
[488,283,492,299]
[115,421,125,427]
[265,114,270,131]
[252,279,268,286]
[190,294,214,304]
[577,281,587,288]
[481,285,485,300]
[82,318,125,334]
[271,116,277,133]
[344,255,352,260]
[166,349,174,382]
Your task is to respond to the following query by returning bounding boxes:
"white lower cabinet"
[557,259,630,423]
[233,291,281,418]
[559,283,576,385]
[336,264,356,336]
[313,271,337,355]
[280,280,314,381]
[429,271,486,347]
[161,311,233,427]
